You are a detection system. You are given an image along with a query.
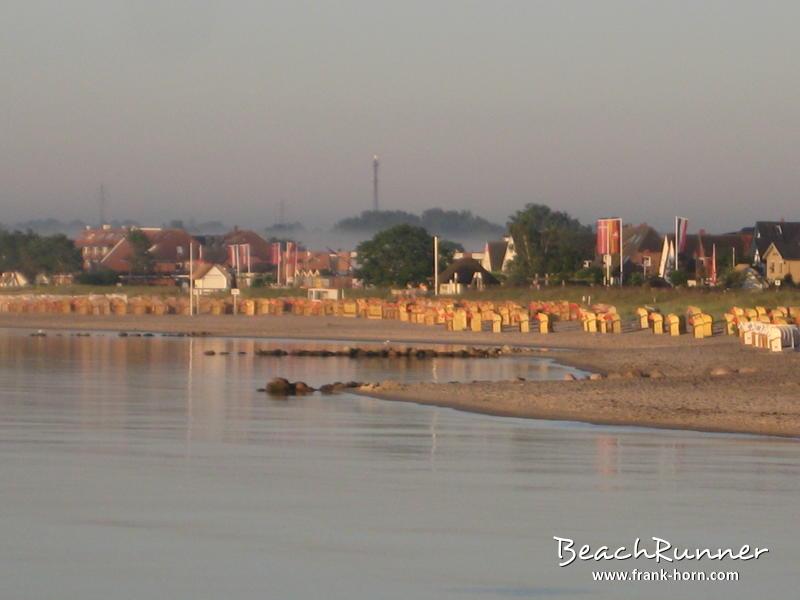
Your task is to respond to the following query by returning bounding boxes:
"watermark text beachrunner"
[553,536,768,567]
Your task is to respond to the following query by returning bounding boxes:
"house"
[97,227,201,277]
[680,230,753,280]
[438,257,499,294]
[195,228,278,275]
[191,264,232,293]
[74,225,128,271]
[621,223,663,275]
[481,237,516,273]
[751,221,800,267]
[763,242,800,284]
[292,250,357,288]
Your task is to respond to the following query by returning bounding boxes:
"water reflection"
[0,329,798,600]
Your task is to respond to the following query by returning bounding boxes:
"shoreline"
[3,312,799,439]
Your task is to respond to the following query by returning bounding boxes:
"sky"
[2,0,799,235]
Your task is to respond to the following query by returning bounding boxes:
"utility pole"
[372,155,379,212]
[433,236,439,296]
[189,242,194,316]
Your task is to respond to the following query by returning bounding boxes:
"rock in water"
[266,377,292,396]
[293,381,315,394]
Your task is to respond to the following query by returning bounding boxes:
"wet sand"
[3,312,799,437]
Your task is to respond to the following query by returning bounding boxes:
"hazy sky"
[2,1,798,233]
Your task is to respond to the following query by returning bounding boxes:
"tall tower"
[98,184,107,226]
[372,155,379,212]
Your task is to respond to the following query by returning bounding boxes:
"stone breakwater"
[247,345,532,359]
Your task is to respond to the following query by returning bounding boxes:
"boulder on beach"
[710,367,733,377]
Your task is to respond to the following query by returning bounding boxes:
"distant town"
[0,206,798,293]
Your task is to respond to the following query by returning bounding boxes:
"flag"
[675,217,689,252]
[285,242,297,280]
[711,244,718,284]
[658,235,670,278]
[666,241,676,283]
[270,242,281,265]
[596,218,621,255]
[226,244,250,272]
[238,243,250,272]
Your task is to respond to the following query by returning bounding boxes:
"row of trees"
[354,204,593,287]
[0,229,81,278]
[336,208,504,235]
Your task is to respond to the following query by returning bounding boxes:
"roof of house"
[765,241,800,261]
[100,228,198,272]
[223,229,273,260]
[753,221,800,258]
[484,241,508,272]
[681,232,751,259]
[297,251,333,273]
[74,227,128,248]
[622,223,662,257]
[191,263,231,281]
[439,257,500,285]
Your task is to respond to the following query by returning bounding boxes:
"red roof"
[100,228,199,273]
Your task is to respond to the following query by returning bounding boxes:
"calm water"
[1,330,797,599]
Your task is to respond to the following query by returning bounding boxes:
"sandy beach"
[3,312,799,438]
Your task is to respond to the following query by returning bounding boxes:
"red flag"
[237,243,250,271]
[710,244,717,285]
[596,219,608,255]
[609,219,621,254]
[270,242,281,265]
[596,218,621,254]
[675,217,689,252]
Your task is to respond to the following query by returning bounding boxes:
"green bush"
[721,268,746,289]
[669,270,689,287]
[76,269,120,285]
[629,272,645,286]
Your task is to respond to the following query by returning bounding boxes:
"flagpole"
[433,236,439,295]
[277,243,283,286]
[189,242,194,316]
[618,218,623,286]
[674,217,679,272]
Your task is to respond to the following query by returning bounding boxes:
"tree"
[0,229,81,278]
[126,229,154,276]
[506,204,594,284]
[356,225,447,287]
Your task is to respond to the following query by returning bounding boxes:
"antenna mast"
[98,184,107,226]
[372,155,379,212]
